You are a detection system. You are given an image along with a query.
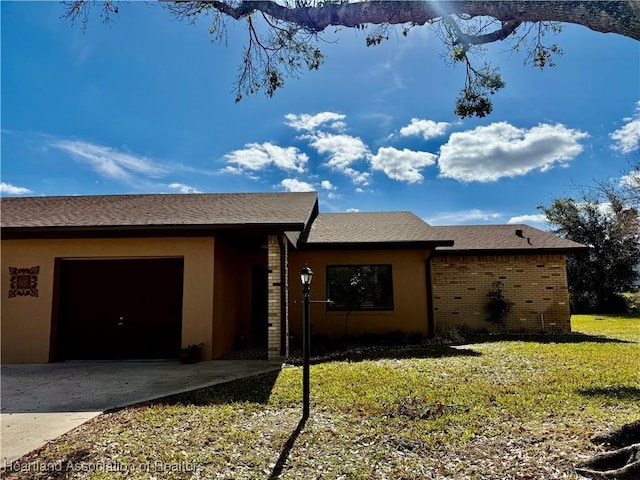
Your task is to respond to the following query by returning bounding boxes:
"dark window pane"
[326,265,393,311]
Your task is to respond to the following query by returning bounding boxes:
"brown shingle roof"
[431,224,585,253]
[0,194,585,253]
[304,214,584,252]
[304,212,454,247]
[1,192,318,232]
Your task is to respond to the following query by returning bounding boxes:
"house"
[0,192,585,364]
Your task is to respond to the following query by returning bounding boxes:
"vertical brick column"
[267,235,282,359]
[282,238,289,358]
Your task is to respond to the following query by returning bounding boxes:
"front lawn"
[4,315,639,479]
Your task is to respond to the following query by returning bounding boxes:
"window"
[326,265,393,311]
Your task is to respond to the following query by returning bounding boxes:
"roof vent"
[515,229,524,238]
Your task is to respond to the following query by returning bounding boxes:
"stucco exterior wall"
[211,241,269,358]
[288,248,432,341]
[212,240,243,358]
[1,237,215,363]
[431,254,571,333]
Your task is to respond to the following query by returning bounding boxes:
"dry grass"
[3,314,639,479]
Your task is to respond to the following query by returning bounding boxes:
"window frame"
[325,264,394,312]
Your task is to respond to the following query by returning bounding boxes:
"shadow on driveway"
[1,360,281,464]
[1,360,280,414]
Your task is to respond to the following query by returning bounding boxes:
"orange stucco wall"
[1,237,216,363]
[431,254,572,333]
[288,248,432,341]
[212,240,239,358]
[211,240,265,358]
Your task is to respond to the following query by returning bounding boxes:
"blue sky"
[2,1,639,229]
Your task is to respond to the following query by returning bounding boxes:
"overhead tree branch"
[452,20,523,46]
[63,1,640,116]
[167,0,640,41]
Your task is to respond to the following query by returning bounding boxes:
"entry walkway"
[1,360,282,464]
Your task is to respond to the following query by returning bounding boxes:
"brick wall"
[267,235,285,359]
[431,254,571,333]
[282,237,289,357]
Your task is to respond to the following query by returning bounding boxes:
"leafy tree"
[62,0,640,118]
[540,190,640,312]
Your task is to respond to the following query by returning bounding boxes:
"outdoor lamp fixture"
[300,264,313,419]
[300,265,314,290]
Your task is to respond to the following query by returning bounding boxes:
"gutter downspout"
[425,250,436,339]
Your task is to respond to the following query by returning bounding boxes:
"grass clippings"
[3,314,639,479]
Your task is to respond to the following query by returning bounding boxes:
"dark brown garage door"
[55,258,184,360]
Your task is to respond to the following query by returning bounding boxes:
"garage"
[54,258,184,361]
[2,192,321,363]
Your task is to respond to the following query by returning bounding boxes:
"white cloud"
[304,132,371,184]
[168,183,201,194]
[620,169,640,189]
[437,122,587,182]
[346,208,360,213]
[280,178,315,192]
[508,214,548,226]
[426,209,502,225]
[305,132,369,169]
[224,142,308,173]
[611,101,640,154]
[221,166,247,176]
[321,180,336,190]
[284,112,346,132]
[370,147,436,183]
[399,118,450,140]
[1,182,32,195]
[345,170,371,185]
[51,139,168,183]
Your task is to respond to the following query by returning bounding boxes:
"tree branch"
[64,1,640,115]
[167,0,640,41]
[453,20,522,46]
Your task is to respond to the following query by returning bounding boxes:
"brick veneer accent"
[282,237,289,357]
[267,235,286,359]
[431,254,571,333]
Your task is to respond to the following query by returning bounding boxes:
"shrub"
[621,292,640,313]
[604,293,632,313]
[485,280,513,331]
[443,327,465,343]
[572,292,634,314]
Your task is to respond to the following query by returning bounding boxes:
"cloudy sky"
[2,2,639,228]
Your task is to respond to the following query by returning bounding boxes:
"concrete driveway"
[1,360,282,464]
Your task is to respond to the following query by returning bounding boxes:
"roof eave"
[433,246,588,256]
[0,222,308,240]
[296,196,320,248]
[298,240,454,251]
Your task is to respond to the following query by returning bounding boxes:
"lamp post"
[300,265,313,419]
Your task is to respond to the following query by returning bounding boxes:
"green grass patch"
[4,315,639,479]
